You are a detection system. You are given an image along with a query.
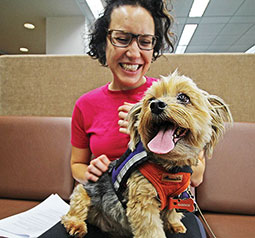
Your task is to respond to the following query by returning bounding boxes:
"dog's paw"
[68,221,87,237]
[171,223,187,234]
[62,216,87,237]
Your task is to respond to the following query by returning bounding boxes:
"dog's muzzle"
[147,99,188,155]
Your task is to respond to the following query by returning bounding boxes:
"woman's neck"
[109,76,146,91]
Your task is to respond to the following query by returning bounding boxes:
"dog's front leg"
[164,209,186,233]
[61,184,91,237]
[126,172,166,238]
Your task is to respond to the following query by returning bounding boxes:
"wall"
[46,16,87,54]
[0,54,254,122]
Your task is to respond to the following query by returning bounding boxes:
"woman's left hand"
[118,102,134,134]
[191,150,206,187]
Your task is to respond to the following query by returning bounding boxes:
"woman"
[40,0,206,237]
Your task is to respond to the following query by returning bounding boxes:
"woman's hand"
[191,150,206,187]
[71,147,111,184]
[85,155,111,182]
[118,102,134,134]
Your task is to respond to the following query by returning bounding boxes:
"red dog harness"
[139,163,194,211]
[110,142,195,212]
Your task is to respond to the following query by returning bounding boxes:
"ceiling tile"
[200,16,230,24]
[227,44,251,52]
[171,0,193,17]
[207,44,231,52]
[235,36,255,45]
[230,16,255,23]
[213,35,239,45]
[186,17,201,24]
[190,34,216,46]
[235,25,255,44]
[235,0,255,16]
[242,24,255,35]
[195,23,226,35]
[220,23,253,35]
[175,17,187,24]
[185,45,209,53]
[204,0,244,16]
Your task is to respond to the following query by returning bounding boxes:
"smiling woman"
[39,1,206,237]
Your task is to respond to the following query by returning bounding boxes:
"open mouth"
[120,63,142,72]
[147,122,188,154]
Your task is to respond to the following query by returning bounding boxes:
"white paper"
[0,194,70,238]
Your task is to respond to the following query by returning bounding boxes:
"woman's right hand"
[71,146,110,184]
[85,155,111,182]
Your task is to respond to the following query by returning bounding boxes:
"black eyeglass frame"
[107,29,158,51]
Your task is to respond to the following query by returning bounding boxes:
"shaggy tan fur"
[61,71,233,238]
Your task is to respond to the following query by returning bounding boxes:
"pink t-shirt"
[71,76,158,161]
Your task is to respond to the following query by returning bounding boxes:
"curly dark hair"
[87,0,175,66]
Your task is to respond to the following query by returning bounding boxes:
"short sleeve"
[71,104,89,148]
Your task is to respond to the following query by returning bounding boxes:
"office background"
[0,0,254,55]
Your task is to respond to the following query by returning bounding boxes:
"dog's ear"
[128,102,142,151]
[204,95,233,158]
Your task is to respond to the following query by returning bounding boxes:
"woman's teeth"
[120,63,140,71]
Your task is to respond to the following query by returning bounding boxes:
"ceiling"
[0,0,254,55]
[172,0,255,53]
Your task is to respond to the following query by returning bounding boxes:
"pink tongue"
[147,128,175,154]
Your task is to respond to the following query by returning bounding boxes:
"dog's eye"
[177,93,190,104]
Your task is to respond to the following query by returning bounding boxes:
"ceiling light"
[189,0,210,17]
[245,45,255,53]
[20,47,29,53]
[24,23,35,30]
[175,45,187,54]
[178,24,197,46]
[86,0,104,19]
[175,24,197,54]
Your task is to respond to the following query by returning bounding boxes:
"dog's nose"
[150,100,167,114]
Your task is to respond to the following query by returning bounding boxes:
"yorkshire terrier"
[61,71,233,238]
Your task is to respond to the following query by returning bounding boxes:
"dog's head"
[128,71,233,164]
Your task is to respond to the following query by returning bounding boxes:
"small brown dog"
[62,71,233,238]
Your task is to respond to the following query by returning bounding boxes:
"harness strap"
[110,141,148,204]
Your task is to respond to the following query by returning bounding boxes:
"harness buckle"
[168,197,195,212]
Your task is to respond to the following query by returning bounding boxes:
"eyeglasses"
[107,29,157,51]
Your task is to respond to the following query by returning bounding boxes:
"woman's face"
[106,5,155,91]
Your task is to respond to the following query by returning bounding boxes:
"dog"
[61,71,233,238]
